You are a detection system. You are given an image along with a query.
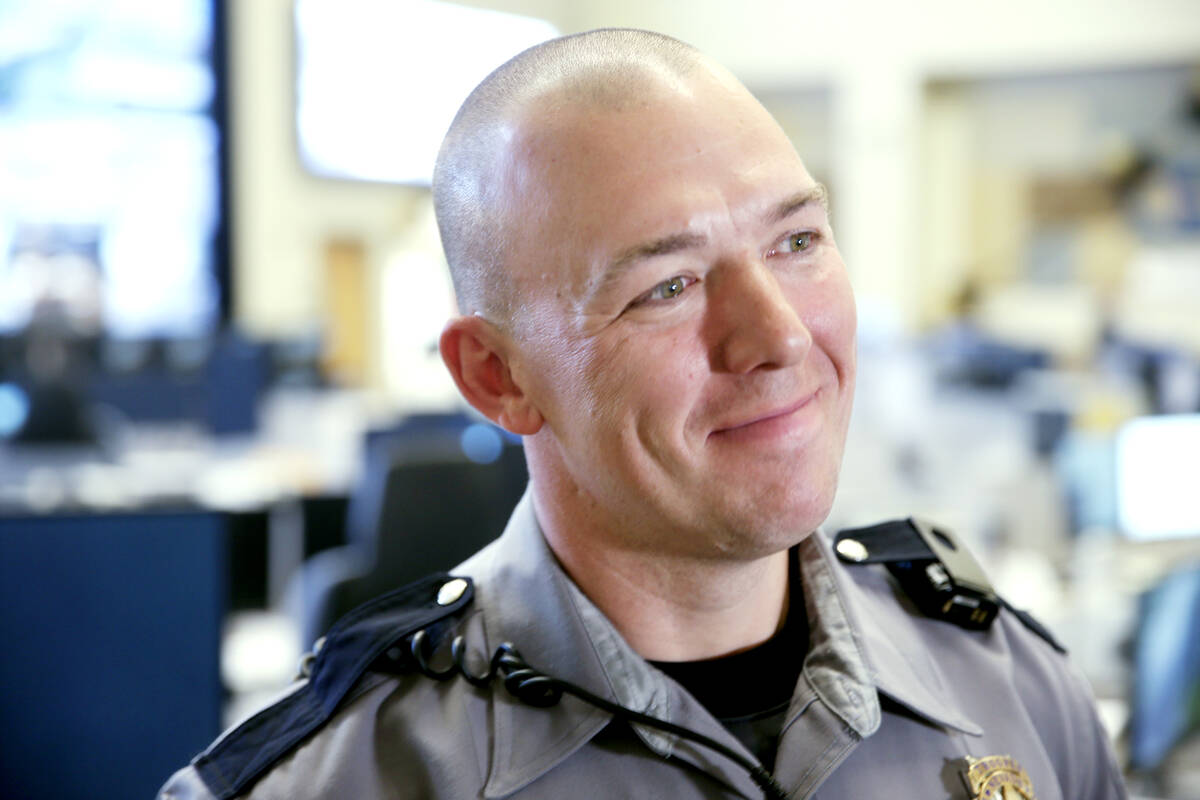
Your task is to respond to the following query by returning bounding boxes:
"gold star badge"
[961,755,1036,800]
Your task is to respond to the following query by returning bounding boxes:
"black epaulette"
[193,573,475,800]
[834,518,1066,653]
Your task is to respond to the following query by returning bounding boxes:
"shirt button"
[836,538,870,562]
[437,578,469,606]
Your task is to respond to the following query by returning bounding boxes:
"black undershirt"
[649,548,808,772]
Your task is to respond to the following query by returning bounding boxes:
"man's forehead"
[501,76,796,196]
[487,65,815,306]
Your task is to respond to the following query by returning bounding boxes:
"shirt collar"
[457,492,980,798]
[455,491,613,798]
[804,527,984,737]
[459,491,765,798]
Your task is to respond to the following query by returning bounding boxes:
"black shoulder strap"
[193,572,475,799]
[998,597,1067,654]
[835,518,1065,653]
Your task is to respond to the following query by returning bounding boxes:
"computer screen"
[1116,413,1200,541]
[0,0,227,338]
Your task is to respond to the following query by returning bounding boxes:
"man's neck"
[531,485,792,662]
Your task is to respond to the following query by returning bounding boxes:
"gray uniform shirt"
[160,491,1128,799]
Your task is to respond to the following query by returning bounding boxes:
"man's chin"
[703,494,834,559]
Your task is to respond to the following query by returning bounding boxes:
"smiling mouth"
[709,392,818,438]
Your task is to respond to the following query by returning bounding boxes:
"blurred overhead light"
[295,0,558,186]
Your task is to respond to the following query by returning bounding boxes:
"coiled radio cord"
[408,629,789,800]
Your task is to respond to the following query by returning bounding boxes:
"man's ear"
[439,316,544,436]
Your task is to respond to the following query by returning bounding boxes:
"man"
[161,29,1127,799]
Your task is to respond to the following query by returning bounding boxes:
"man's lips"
[708,392,818,437]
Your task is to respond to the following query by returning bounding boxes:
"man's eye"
[631,275,695,308]
[652,276,688,300]
[780,232,813,253]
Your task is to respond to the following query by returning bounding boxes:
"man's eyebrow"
[766,183,829,225]
[610,231,708,271]
[587,184,829,302]
[588,231,708,300]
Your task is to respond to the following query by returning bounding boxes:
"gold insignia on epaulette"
[961,755,1036,800]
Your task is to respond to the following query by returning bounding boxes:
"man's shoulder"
[160,572,482,800]
[824,517,1094,725]
[826,518,1121,785]
[829,517,1065,652]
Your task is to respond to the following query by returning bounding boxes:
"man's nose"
[708,260,812,374]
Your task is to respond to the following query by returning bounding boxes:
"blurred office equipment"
[0,0,242,460]
[1114,243,1200,366]
[8,305,97,444]
[1127,566,1200,791]
[0,510,226,800]
[91,330,269,434]
[293,413,527,648]
[1116,414,1200,542]
[928,321,1051,390]
[0,332,271,467]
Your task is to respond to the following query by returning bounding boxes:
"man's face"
[502,76,857,560]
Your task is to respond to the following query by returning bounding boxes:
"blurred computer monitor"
[1116,413,1200,541]
[1129,566,1200,772]
[0,0,228,339]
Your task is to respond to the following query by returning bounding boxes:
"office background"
[1,1,1198,797]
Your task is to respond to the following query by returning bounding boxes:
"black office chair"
[293,416,527,648]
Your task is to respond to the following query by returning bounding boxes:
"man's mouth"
[708,391,819,439]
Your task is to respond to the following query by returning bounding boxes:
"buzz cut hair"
[431,28,711,329]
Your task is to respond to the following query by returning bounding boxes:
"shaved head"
[432,29,733,329]
[434,24,855,597]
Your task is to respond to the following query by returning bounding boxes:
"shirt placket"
[771,676,863,798]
